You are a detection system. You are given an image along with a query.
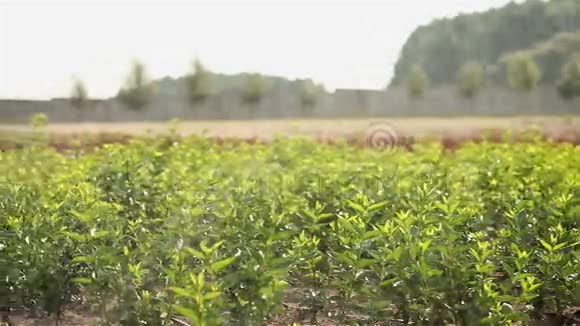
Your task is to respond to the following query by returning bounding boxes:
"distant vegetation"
[392,0,580,91]
[405,65,429,99]
[117,61,155,110]
[457,62,484,98]
[299,79,325,108]
[185,59,212,104]
[241,73,267,104]
[506,53,542,92]
[557,52,580,99]
[70,79,88,110]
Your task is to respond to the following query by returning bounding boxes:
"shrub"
[70,78,88,111]
[557,52,580,100]
[29,113,48,128]
[117,61,154,110]
[242,73,266,104]
[405,65,428,99]
[300,79,325,108]
[185,59,212,104]
[457,62,484,98]
[506,53,541,92]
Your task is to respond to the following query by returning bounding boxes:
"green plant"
[457,62,485,98]
[242,73,266,104]
[557,52,580,100]
[1,135,578,325]
[117,60,154,110]
[405,65,429,99]
[185,59,212,104]
[70,78,88,110]
[506,53,541,92]
[29,113,48,129]
[299,79,324,108]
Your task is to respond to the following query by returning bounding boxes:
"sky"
[0,0,513,100]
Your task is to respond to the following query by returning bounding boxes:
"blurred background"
[0,0,579,140]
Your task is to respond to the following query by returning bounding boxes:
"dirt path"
[2,117,579,140]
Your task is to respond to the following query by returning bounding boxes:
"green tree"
[506,53,541,92]
[186,59,211,104]
[557,52,580,100]
[117,60,154,110]
[242,73,266,104]
[300,79,324,108]
[70,78,88,111]
[405,65,429,99]
[457,62,485,98]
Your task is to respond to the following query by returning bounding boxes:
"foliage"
[242,73,267,104]
[557,52,580,100]
[457,62,485,98]
[185,59,212,104]
[1,136,579,325]
[496,30,580,86]
[299,79,325,108]
[506,53,542,92]
[70,79,88,110]
[391,0,580,86]
[405,65,429,99]
[117,61,154,110]
[29,113,48,129]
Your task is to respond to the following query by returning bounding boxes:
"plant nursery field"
[1,134,579,325]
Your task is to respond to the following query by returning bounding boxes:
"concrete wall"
[0,86,578,124]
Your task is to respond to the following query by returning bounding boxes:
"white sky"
[0,0,512,99]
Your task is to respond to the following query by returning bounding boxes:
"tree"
[70,78,88,110]
[557,52,580,100]
[405,65,429,99]
[300,79,325,108]
[506,53,541,92]
[457,62,485,98]
[117,60,154,110]
[242,73,266,104]
[185,59,211,104]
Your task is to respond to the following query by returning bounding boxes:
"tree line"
[70,59,325,112]
[404,51,580,100]
[392,0,580,87]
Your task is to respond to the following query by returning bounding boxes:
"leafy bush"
[29,113,48,128]
[557,52,580,100]
[405,65,428,99]
[70,79,88,110]
[1,136,579,325]
[506,53,541,92]
[117,61,154,110]
[241,73,267,104]
[299,79,324,108]
[185,59,212,104]
[457,62,485,98]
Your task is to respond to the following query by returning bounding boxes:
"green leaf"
[186,247,206,260]
[317,215,338,224]
[210,257,236,273]
[72,277,92,284]
[368,201,388,212]
[538,239,553,251]
[203,291,222,300]
[169,287,197,299]
[72,256,92,263]
[174,305,200,324]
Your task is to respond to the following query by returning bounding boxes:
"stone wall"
[0,86,578,124]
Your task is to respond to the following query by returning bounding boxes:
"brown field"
[1,117,579,152]
[3,116,580,139]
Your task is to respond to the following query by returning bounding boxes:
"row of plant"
[405,51,580,100]
[1,135,579,325]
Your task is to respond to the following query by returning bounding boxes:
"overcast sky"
[0,0,513,99]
